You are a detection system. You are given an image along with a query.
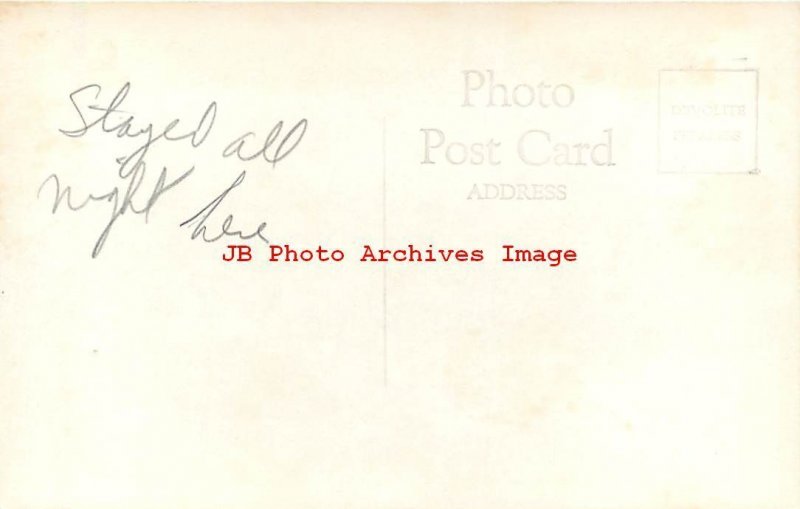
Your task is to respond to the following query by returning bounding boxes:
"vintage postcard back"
[0,3,799,509]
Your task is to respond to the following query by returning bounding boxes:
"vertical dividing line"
[754,69,759,173]
[657,70,662,173]
[382,117,388,387]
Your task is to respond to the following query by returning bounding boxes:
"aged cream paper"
[0,3,798,508]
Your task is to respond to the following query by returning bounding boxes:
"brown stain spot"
[524,403,546,419]
[466,327,482,338]
[582,67,607,82]
[0,2,27,25]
